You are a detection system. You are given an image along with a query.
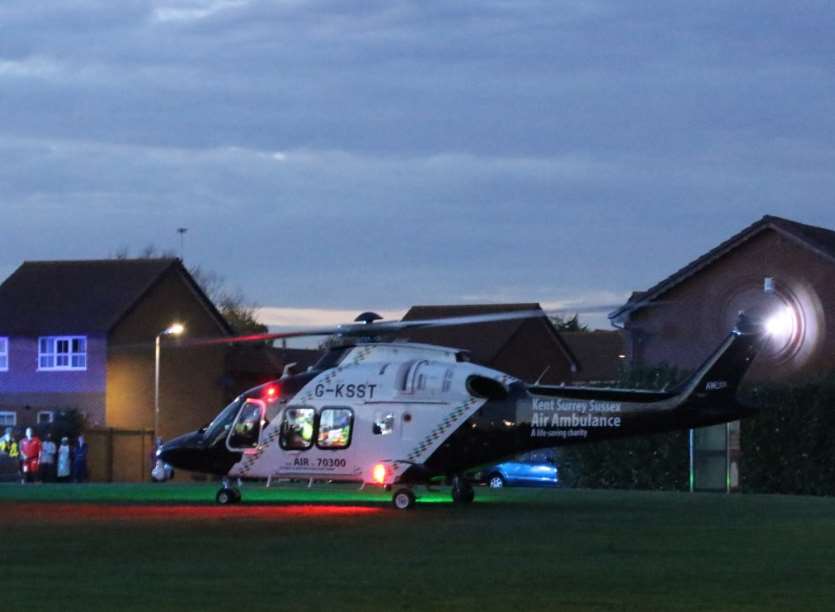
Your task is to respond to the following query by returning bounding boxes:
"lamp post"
[154,323,185,444]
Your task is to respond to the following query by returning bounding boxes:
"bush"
[741,375,835,495]
[37,409,85,443]
[559,367,835,495]
[558,364,690,491]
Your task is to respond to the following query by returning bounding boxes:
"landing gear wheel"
[392,488,416,510]
[216,488,240,505]
[451,480,475,504]
[488,474,505,489]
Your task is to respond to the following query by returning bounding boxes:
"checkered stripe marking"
[296,368,339,403]
[237,424,282,475]
[348,345,374,365]
[406,398,479,463]
[292,346,375,403]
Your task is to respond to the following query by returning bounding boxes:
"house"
[560,330,625,384]
[398,303,578,384]
[609,215,835,380]
[0,259,231,440]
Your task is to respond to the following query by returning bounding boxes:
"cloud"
[152,0,251,23]
[0,56,62,78]
[1,1,835,322]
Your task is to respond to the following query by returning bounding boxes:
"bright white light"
[765,308,794,339]
[165,323,185,335]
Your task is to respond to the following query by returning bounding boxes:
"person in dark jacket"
[73,434,89,482]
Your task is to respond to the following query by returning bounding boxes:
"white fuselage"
[226,343,515,484]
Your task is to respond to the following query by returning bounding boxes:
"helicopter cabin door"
[226,398,266,454]
[399,360,454,441]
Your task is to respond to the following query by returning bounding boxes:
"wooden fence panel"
[85,428,153,482]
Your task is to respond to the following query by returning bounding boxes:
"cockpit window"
[280,406,315,450]
[204,398,243,445]
[227,399,265,450]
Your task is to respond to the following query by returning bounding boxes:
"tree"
[191,264,267,335]
[111,246,268,335]
[550,314,590,332]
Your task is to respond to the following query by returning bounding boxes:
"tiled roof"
[560,330,625,383]
[0,258,229,335]
[227,345,322,375]
[609,215,835,321]
[399,303,578,370]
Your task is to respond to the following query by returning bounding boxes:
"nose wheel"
[216,480,242,505]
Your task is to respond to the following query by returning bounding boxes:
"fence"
[85,427,154,482]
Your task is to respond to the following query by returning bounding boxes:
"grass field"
[2,483,835,612]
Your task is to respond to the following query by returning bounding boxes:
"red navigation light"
[372,463,387,485]
[264,385,279,401]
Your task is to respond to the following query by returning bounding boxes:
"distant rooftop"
[0,258,230,336]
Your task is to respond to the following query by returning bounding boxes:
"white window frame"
[37,410,55,424]
[0,337,7,371]
[38,336,87,371]
[0,411,16,427]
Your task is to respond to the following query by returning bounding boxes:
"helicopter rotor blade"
[184,309,550,347]
[181,300,675,348]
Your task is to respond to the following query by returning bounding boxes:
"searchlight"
[765,307,795,338]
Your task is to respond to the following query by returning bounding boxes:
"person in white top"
[57,437,72,482]
[39,433,57,483]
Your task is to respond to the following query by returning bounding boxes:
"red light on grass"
[372,463,387,484]
[0,503,382,523]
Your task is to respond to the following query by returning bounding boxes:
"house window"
[0,412,16,427]
[37,411,55,425]
[0,337,7,371]
[38,336,87,371]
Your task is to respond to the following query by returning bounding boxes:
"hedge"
[557,368,835,495]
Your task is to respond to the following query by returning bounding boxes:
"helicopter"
[158,309,768,509]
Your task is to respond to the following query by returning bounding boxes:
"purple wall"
[0,335,107,394]
[0,335,107,427]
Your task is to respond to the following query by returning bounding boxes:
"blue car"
[477,450,559,488]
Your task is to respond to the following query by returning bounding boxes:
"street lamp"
[154,323,185,444]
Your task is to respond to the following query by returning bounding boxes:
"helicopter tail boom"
[664,313,764,426]
[521,313,766,445]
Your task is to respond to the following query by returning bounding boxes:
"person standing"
[0,428,18,458]
[56,437,72,482]
[73,434,89,482]
[39,433,57,483]
[19,428,42,484]
[0,428,20,482]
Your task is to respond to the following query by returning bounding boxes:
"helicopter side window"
[372,411,394,436]
[280,406,315,450]
[227,399,266,450]
[317,407,354,450]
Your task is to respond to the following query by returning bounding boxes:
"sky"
[3,0,835,333]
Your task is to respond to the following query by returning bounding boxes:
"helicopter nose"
[158,432,203,471]
[157,431,241,475]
